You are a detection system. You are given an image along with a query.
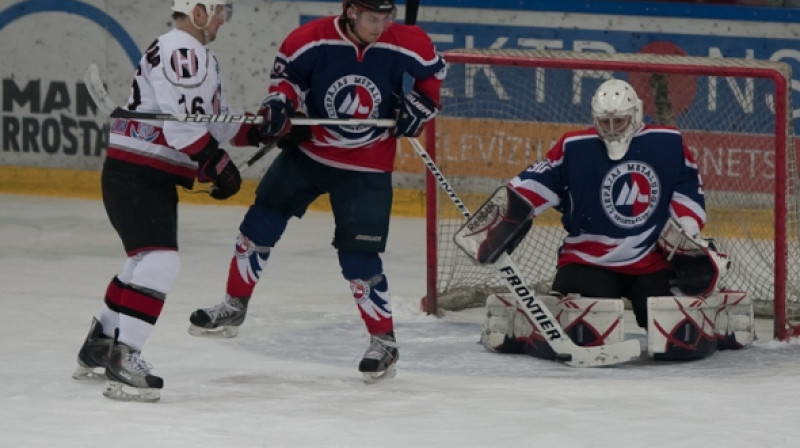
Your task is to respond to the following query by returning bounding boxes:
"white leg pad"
[647,292,753,359]
[647,295,720,360]
[481,294,523,351]
[481,293,625,352]
[546,295,625,346]
[715,291,754,349]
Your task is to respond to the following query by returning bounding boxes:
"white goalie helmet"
[171,1,233,22]
[591,79,643,160]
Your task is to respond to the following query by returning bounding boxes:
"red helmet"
[342,0,395,13]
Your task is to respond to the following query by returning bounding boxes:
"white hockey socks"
[647,291,754,360]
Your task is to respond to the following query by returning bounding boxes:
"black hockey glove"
[257,93,293,138]
[393,90,439,137]
[196,148,241,200]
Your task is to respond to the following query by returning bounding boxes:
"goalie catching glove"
[191,138,241,200]
[393,90,439,137]
[657,218,731,296]
[454,186,535,265]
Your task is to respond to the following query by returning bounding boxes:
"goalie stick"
[407,137,641,367]
[83,64,395,128]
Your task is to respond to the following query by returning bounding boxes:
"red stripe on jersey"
[106,147,196,180]
[670,201,702,224]
[558,252,670,275]
[180,132,213,158]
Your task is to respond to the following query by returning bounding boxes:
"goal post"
[423,48,800,341]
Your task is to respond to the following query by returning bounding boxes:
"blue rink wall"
[0,0,797,213]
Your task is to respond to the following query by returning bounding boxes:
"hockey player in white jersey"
[461,79,753,361]
[73,1,263,401]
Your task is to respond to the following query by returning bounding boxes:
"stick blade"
[557,339,642,367]
[83,63,118,116]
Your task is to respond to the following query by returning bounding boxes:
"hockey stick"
[83,64,395,127]
[404,0,420,25]
[407,137,641,367]
[182,139,279,195]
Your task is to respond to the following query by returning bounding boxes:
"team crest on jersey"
[324,75,382,130]
[130,122,160,142]
[601,162,660,229]
[170,48,199,79]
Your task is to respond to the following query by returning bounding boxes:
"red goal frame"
[423,49,798,341]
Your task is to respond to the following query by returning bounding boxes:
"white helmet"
[171,1,233,22]
[591,79,643,160]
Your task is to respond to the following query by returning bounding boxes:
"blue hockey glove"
[257,93,293,138]
[393,90,439,137]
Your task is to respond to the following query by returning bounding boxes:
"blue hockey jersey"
[269,16,446,172]
[509,125,706,274]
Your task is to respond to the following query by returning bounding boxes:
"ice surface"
[2,194,799,448]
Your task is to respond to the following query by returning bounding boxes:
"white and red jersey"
[269,16,447,172]
[106,28,252,186]
[510,125,706,275]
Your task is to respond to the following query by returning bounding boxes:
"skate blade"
[187,324,239,338]
[72,365,105,381]
[361,364,397,384]
[103,380,161,402]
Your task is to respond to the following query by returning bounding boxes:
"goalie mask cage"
[423,48,800,340]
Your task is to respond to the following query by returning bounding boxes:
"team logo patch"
[110,119,129,135]
[601,161,660,229]
[170,48,199,79]
[324,75,382,131]
[130,122,159,142]
[234,234,253,258]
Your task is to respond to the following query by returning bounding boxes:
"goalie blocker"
[454,186,534,265]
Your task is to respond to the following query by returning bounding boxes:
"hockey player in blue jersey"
[187,0,447,382]
[465,78,753,361]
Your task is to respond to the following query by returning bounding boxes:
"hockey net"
[422,48,800,340]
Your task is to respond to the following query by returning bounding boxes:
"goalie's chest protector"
[555,127,695,239]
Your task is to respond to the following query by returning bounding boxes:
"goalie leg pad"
[480,294,553,358]
[715,291,754,350]
[481,294,516,352]
[549,295,625,346]
[647,295,721,360]
[480,294,625,358]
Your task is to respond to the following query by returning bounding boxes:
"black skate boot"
[72,317,113,380]
[103,342,163,402]
[358,332,399,383]
[188,295,248,338]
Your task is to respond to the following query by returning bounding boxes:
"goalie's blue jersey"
[509,125,706,275]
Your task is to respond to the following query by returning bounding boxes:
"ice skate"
[188,295,248,338]
[359,332,399,384]
[72,317,113,380]
[103,342,163,402]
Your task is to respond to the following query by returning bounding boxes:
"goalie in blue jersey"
[456,79,754,361]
